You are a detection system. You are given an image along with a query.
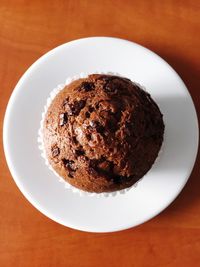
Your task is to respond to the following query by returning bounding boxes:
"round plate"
[3,37,199,232]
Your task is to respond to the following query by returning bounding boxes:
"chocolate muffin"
[43,74,164,193]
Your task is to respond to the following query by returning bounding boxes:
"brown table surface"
[0,1,200,266]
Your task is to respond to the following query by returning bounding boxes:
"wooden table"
[0,1,199,266]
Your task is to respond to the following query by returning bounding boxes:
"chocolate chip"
[68,100,86,116]
[102,77,121,93]
[88,106,95,113]
[59,113,68,126]
[85,106,94,119]
[95,103,100,109]
[72,136,78,144]
[89,159,97,169]
[107,118,118,132]
[66,160,76,171]
[85,111,90,118]
[52,147,60,157]
[103,78,128,95]
[62,159,76,178]
[89,120,105,134]
[75,149,85,156]
[113,175,124,184]
[86,134,91,140]
[88,157,114,176]
[104,82,117,93]
[68,173,74,178]
[78,82,95,92]
[113,174,132,184]
[97,125,105,134]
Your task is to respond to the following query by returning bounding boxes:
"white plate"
[3,37,199,232]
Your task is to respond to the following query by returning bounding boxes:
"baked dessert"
[42,74,164,193]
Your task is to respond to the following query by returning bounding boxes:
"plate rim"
[3,37,199,232]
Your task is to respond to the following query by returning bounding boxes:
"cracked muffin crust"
[43,74,164,193]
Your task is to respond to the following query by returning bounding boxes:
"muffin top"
[43,74,164,193]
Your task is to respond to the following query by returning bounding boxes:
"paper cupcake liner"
[38,72,164,197]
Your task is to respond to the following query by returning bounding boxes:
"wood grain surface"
[0,1,199,266]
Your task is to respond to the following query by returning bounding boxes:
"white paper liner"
[38,72,164,197]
